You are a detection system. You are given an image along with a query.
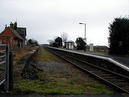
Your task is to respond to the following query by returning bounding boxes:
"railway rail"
[47,46,129,94]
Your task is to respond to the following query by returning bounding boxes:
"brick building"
[0,22,26,49]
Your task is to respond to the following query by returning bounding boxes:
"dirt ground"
[0,46,116,95]
[12,46,38,80]
[15,47,114,94]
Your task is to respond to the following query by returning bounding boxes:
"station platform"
[73,50,129,68]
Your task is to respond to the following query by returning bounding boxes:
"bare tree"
[61,32,68,42]
[48,40,54,46]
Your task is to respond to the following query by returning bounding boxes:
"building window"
[0,40,2,44]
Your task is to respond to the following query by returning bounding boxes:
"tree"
[76,37,86,50]
[61,32,68,42]
[61,32,68,48]
[108,17,129,55]
[55,37,62,47]
[48,40,54,46]
[27,39,39,46]
[49,37,62,47]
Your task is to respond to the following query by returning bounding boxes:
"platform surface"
[71,50,129,68]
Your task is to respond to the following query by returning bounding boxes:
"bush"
[108,17,129,55]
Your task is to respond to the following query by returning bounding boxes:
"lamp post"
[79,22,86,51]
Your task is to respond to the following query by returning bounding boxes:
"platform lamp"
[79,22,87,51]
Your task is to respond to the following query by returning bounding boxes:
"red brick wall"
[0,28,16,37]
[0,28,18,46]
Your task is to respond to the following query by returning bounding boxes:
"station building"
[0,22,26,49]
[64,41,74,50]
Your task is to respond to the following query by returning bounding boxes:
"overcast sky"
[0,0,129,46]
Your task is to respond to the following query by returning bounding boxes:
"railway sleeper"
[100,76,116,80]
[123,86,129,91]
[98,74,114,78]
[107,79,129,85]
[116,83,129,87]
[110,80,128,83]
[94,72,114,76]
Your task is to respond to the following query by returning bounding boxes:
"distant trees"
[27,39,39,46]
[55,37,62,47]
[48,40,54,46]
[50,37,63,47]
[75,37,86,50]
[108,17,129,55]
[61,32,68,48]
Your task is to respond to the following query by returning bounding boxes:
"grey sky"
[0,0,129,46]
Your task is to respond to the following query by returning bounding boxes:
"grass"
[14,78,113,94]
[35,47,59,62]
[86,50,108,55]
[14,79,84,94]
[74,49,108,55]
[13,47,114,95]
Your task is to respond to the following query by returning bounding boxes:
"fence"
[0,44,12,91]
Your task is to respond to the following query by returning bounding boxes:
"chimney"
[13,22,17,30]
[5,24,7,29]
[10,22,14,28]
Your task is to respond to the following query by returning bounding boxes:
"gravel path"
[36,61,68,72]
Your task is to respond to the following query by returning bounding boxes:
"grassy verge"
[13,47,114,95]
[35,47,59,62]
[14,79,113,94]
[86,50,108,55]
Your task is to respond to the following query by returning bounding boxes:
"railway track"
[47,47,129,94]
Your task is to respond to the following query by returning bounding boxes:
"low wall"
[21,48,40,79]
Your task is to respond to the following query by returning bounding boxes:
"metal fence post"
[5,45,9,91]
[9,51,13,90]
